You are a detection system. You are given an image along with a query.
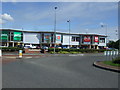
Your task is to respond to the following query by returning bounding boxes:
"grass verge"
[103,61,120,67]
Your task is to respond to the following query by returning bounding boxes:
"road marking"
[78,54,84,56]
[5,57,16,59]
[69,54,84,56]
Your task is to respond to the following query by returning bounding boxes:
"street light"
[115,30,118,40]
[54,7,57,54]
[115,29,120,57]
[67,20,71,49]
[100,23,108,45]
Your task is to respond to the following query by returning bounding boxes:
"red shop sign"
[84,36,91,42]
[94,36,99,42]
[57,36,60,39]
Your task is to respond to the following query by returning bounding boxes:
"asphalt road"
[2,53,119,88]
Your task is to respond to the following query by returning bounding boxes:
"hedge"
[0,47,24,52]
[48,48,111,53]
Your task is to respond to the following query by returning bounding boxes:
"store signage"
[56,34,61,41]
[0,31,8,40]
[14,32,22,41]
[44,33,51,43]
[94,36,99,42]
[84,36,91,42]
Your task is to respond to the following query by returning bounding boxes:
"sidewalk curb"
[93,61,120,73]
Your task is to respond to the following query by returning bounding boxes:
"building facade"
[0,29,107,49]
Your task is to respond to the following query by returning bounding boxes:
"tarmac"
[1,52,120,73]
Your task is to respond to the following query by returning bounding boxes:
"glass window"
[76,37,80,42]
[99,38,105,43]
[42,33,44,42]
[51,34,53,43]
[72,37,76,41]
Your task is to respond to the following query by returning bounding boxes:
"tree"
[108,39,119,49]
[114,40,119,49]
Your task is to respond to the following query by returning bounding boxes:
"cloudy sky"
[0,1,118,41]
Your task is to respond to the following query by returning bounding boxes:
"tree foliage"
[107,39,119,49]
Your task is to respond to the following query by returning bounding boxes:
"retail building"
[0,29,107,49]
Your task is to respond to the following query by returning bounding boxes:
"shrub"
[70,51,79,54]
[48,48,62,52]
[112,57,120,64]
[49,51,55,54]
[48,48,109,53]
[0,47,24,52]
[58,51,69,54]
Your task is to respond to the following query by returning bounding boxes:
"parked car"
[41,46,48,49]
[0,46,7,47]
[24,45,36,49]
[36,46,41,49]
[70,47,79,49]
[56,46,62,49]
[50,46,54,48]
[106,48,116,50]
[62,46,67,49]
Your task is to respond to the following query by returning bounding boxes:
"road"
[2,53,119,88]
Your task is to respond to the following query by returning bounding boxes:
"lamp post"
[67,20,71,49]
[115,30,118,40]
[100,23,108,46]
[54,7,57,54]
[116,29,120,57]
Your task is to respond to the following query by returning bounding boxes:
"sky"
[0,1,118,41]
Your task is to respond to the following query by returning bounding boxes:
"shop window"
[11,32,13,41]
[99,38,105,43]
[72,37,76,41]
[51,34,53,42]
[76,37,80,42]
[42,33,44,42]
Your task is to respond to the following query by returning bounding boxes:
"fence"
[104,50,119,61]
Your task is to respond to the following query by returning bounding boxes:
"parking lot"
[2,53,119,88]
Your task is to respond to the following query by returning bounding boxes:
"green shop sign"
[13,32,22,41]
[0,31,8,40]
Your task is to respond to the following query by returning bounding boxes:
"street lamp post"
[54,7,57,54]
[67,20,70,49]
[100,23,108,46]
[116,29,120,57]
[115,30,118,40]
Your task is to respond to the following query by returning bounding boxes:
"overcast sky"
[0,2,118,41]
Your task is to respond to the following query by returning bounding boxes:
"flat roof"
[0,29,107,37]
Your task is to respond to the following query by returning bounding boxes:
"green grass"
[103,61,120,67]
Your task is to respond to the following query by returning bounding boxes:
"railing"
[104,50,119,60]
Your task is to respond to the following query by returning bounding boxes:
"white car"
[24,45,36,49]
[0,46,8,47]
